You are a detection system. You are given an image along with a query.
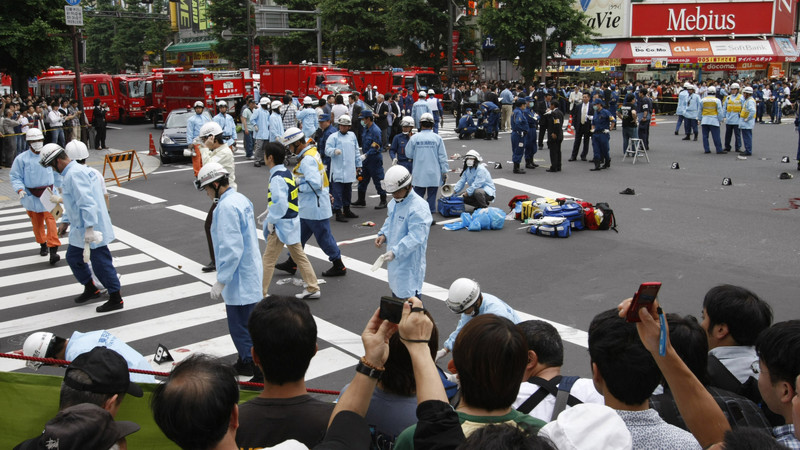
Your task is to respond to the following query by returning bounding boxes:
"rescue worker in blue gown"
[374,165,432,299]
[480,100,500,140]
[274,127,347,278]
[675,82,691,136]
[452,150,495,210]
[296,96,320,139]
[324,114,361,223]
[186,100,210,147]
[510,98,530,174]
[456,108,477,140]
[39,144,124,313]
[723,83,744,153]
[405,113,449,215]
[352,110,387,210]
[389,116,415,172]
[195,162,263,380]
[212,100,237,150]
[523,97,539,169]
[250,97,272,167]
[411,91,432,130]
[738,86,756,156]
[590,99,613,171]
[701,86,725,154]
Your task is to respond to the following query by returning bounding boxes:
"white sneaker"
[296,289,321,299]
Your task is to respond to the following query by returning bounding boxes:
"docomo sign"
[631,2,774,37]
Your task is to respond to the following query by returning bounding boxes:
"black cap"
[16,403,140,450]
[64,347,143,398]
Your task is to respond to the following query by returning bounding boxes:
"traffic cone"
[566,116,574,133]
[650,113,657,127]
[148,133,157,156]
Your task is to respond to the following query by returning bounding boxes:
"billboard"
[630,2,774,37]
[178,0,210,33]
[574,0,628,39]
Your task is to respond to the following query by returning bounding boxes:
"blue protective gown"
[60,161,114,248]
[405,130,449,188]
[443,293,521,351]
[724,93,744,125]
[211,188,262,307]
[296,108,319,139]
[213,112,237,147]
[739,97,757,130]
[411,100,432,129]
[325,130,361,183]
[378,190,432,299]
[66,330,156,384]
[186,112,210,145]
[293,146,332,220]
[701,96,725,126]
[264,164,301,245]
[268,112,285,143]
[453,164,495,197]
[676,89,689,116]
[10,149,56,213]
[250,107,271,141]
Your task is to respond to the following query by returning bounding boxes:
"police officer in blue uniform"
[510,98,529,174]
[456,108,477,140]
[390,116,415,171]
[523,97,539,169]
[480,100,500,140]
[590,99,613,171]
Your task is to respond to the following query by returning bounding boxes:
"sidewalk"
[0,147,162,209]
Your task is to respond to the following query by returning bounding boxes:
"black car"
[158,109,212,163]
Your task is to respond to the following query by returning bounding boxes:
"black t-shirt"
[620,104,637,128]
[236,395,335,449]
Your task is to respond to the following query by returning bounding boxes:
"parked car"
[159,108,211,164]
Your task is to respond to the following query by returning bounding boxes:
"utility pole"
[72,25,84,108]
[540,38,547,86]
[447,0,454,81]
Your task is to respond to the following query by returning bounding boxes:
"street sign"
[65,0,80,5]
[65,6,83,26]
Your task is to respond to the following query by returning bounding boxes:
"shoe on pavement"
[546,168,558,172]
[620,188,636,195]
[39,243,48,256]
[322,258,347,277]
[232,358,254,377]
[202,262,216,272]
[682,136,691,141]
[567,158,576,162]
[96,300,123,313]
[275,258,297,275]
[296,289,321,299]
[75,282,101,303]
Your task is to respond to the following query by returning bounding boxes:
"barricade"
[102,149,147,186]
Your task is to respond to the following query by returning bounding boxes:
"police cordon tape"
[0,352,341,395]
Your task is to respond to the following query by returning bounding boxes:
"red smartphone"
[625,282,662,322]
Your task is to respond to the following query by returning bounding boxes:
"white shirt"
[19,115,30,133]
[47,110,63,127]
[512,377,604,423]
[331,104,348,123]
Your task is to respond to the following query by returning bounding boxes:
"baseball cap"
[318,113,331,122]
[16,403,140,450]
[64,347,143,398]
[539,403,632,450]
[359,110,373,119]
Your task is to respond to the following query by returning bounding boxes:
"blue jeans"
[243,132,254,157]
[675,115,685,134]
[702,124,722,153]
[51,128,65,147]
[226,303,255,362]
[511,131,526,163]
[684,118,698,136]
[592,133,610,162]
[622,126,639,154]
[66,244,121,293]
[300,218,341,261]
[331,182,352,210]
[16,135,26,155]
[414,186,439,213]
[724,124,741,151]
[741,128,752,154]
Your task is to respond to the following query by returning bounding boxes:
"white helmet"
[338,114,352,126]
[23,331,55,370]
[65,140,89,161]
[400,116,414,127]
[39,143,65,168]
[303,96,314,105]
[259,97,270,105]
[730,83,740,90]
[217,100,228,107]
[446,278,481,313]
[282,127,305,146]
[195,162,229,190]
[382,165,412,193]
[465,149,482,162]
[199,121,223,138]
[428,89,435,95]
[26,128,44,142]
[419,91,428,98]
[271,100,283,110]
[420,112,435,124]
[687,84,696,91]
[707,86,716,94]
[743,86,754,94]
[193,101,204,108]
[683,82,691,89]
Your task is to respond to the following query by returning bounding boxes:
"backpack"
[508,195,530,220]
[594,202,618,232]
[516,376,582,420]
[578,201,601,230]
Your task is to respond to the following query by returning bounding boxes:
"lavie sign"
[631,2,774,37]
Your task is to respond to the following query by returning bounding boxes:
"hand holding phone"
[625,282,662,323]
[379,296,405,324]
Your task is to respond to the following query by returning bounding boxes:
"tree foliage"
[208,0,250,68]
[0,0,70,92]
[319,0,390,69]
[478,0,595,80]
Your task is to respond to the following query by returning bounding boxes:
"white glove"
[84,227,102,244]
[254,125,258,132]
[183,149,195,157]
[334,149,342,156]
[360,154,367,161]
[587,115,594,121]
[268,223,276,234]
[50,194,62,204]
[17,191,25,200]
[256,209,268,227]
[382,251,395,262]
[210,281,224,300]
[435,348,449,362]
[392,158,398,166]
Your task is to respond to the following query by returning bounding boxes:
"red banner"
[631,2,774,37]
[773,0,796,35]
[252,45,260,70]
[452,31,460,61]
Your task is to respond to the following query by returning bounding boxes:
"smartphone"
[379,296,405,324]
[625,282,662,322]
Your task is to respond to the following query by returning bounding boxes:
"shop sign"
[736,62,767,70]
[710,40,773,56]
[630,42,671,57]
[768,63,784,78]
[580,58,621,66]
[573,0,627,39]
[697,56,737,63]
[773,0,796,35]
[704,63,736,71]
[571,43,616,59]
[627,64,649,72]
[631,2,773,37]
[670,41,712,56]
[774,37,799,57]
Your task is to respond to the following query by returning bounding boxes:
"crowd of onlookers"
[12,284,800,450]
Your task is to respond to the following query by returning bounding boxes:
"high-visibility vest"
[293,146,330,188]
[726,94,743,114]
[702,97,719,116]
[268,168,299,218]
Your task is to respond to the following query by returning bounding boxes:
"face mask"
[30,142,43,152]
[262,105,269,109]
[466,159,474,167]
[360,120,366,127]
[593,105,599,111]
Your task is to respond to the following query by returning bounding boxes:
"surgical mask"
[360,120,366,127]
[528,102,534,107]
[262,105,269,109]
[593,105,599,111]
[465,159,474,167]
[30,142,43,152]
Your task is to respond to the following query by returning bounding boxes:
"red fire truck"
[162,69,253,117]
[259,63,354,100]
[391,67,444,100]
[34,67,120,123]
[145,67,184,127]
[112,73,149,123]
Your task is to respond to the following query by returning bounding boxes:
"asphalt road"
[1,114,798,400]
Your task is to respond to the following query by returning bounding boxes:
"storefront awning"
[164,40,218,54]
[566,38,799,66]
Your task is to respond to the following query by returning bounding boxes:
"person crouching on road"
[261,142,321,299]
[452,150,495,210]
[324,114,361,223]
[195,162,263,380]
[274,127,347,280]
[10,128,61,265]
[39,144,123,313]
[456,109,477,140]
[198,121,237,273]
[375,165,432,300]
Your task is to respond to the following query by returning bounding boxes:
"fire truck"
[259,63,354,100]
[351,70,393,96]
[145,67,184,127]
[34,67,120,123]
[391,67,444,100]
[112,73,149,123]
[162,69,253,118]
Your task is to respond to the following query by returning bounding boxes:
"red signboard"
[631,2,774,37]
[773,0,796,35]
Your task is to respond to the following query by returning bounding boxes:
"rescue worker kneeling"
[451,150,496,209]
[456,108,477,140]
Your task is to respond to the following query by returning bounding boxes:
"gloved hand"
[210,281,224,300]
[254,125,259,132]
[17,190,25,200]
[183,149,195,157]
[435,348,449,362]
[360,154,367,161]
[50,193,62,204]
[256,209,268,227]
[382,251,394,262]
[268,223,276,234]
[441,173,447,186]
[392,158,398,166]
[334,149,342,156]
[84,227,102,244]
